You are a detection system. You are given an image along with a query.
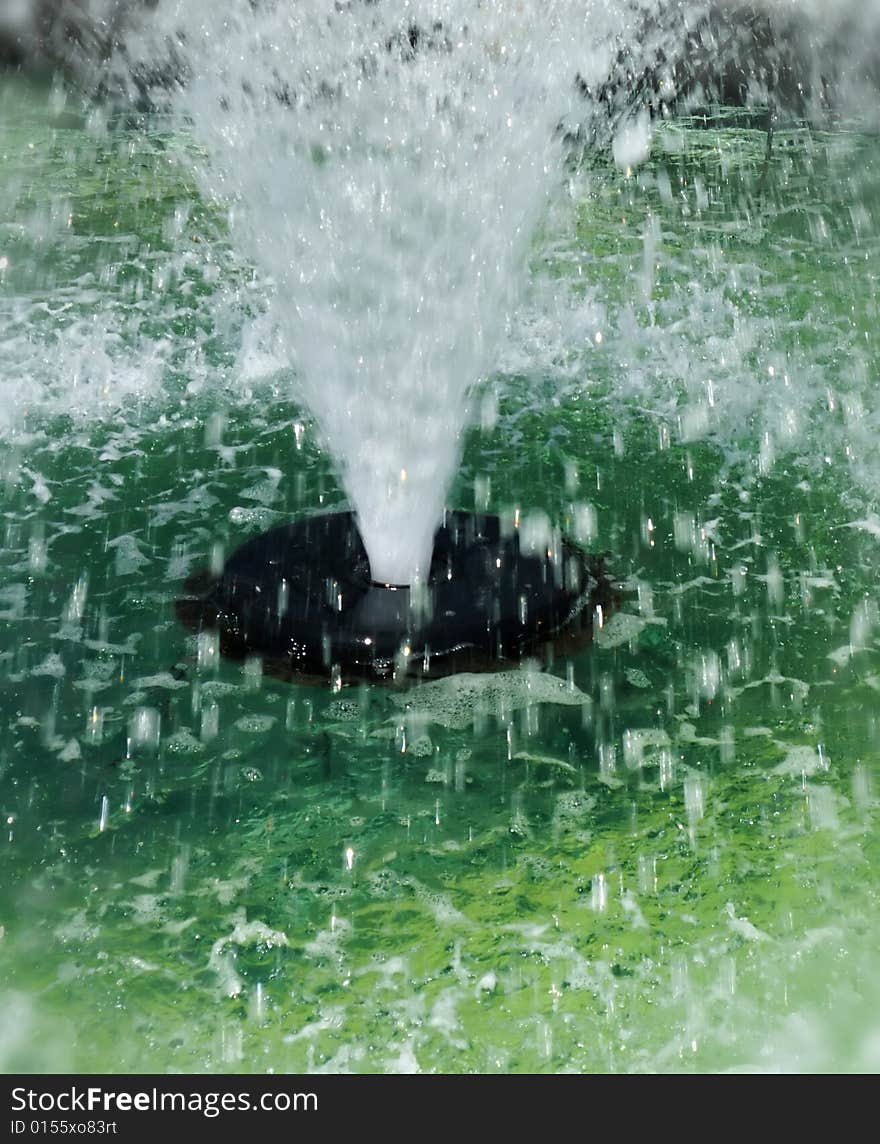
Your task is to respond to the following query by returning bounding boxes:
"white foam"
[393,668,590,730]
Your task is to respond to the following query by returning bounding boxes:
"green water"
[2,75,880,1073]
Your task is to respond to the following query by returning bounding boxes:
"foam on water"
[391,665,590,730]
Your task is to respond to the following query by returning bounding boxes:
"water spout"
[96,1,626,584]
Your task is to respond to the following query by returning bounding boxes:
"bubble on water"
[240,470,282,507]
[165,729,204,754]
[228,505,274,529]
[200,679,238,700]
[31,653,65,678]
[321,699,353,724]
[132,672,188,690]
[407,734,434,758]
[107,533,150,576]
[391,667,589,730]
[57,738,81,763]
[209,915,289,999]
[234,714,276,734]
[595,611,662,649]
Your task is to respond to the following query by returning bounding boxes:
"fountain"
[121,0,636,680]
[82,1,880,681]
[102,0,880,681]
[3,0,880,1077]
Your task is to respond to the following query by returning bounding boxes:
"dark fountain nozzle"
[176,510,618,683]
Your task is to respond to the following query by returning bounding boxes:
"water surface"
[1,77,879,1073]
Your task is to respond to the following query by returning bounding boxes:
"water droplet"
[128,707,161,753]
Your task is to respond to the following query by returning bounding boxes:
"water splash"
[7,1,880,580]
[102,0,686,584]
